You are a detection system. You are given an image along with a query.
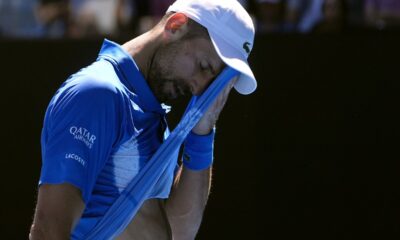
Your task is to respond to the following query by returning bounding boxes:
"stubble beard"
[147,42,182,104]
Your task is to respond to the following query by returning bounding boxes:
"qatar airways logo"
[69,126,96,149]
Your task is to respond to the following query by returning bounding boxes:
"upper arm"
[40,76,121,202]
[32,75,121,238]
[30,183,85,240]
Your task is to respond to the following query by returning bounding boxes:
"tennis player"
[30,0,257,239]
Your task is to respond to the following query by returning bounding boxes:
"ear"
[164,13,189,41]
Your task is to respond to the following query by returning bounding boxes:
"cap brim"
[208,30,257,95]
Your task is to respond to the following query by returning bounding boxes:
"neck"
[122,29,161,79]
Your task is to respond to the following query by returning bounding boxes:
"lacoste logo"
[243,42,251,54]
[65,153,86,167]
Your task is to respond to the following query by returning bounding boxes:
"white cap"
[167,0,257,95]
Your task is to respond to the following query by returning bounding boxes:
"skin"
[30,12,236,240]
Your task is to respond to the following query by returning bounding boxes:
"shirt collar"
[97,39,168,115]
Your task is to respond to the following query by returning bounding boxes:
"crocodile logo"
[243,42,251,54]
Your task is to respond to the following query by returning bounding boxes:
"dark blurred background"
[1,0,400,239]
[2,0,400,38]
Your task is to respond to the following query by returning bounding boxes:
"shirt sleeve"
[39,77,121,204]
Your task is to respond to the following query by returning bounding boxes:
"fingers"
[213,76,237,110]
[224,76,237,94]
[222,76,238,100]
[192,76,238,135]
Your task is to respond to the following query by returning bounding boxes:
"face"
[147,35,225,103]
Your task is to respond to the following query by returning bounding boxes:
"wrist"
[182,129,215,171]
[192,123,215,135]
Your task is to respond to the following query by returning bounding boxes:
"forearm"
[165,165,212,240]
[29,183,84,240]
[164,74,235,239]
[29,222,70,240]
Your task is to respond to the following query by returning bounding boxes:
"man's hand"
[192,77,238,135]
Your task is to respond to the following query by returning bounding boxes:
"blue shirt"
[39,39,178,238]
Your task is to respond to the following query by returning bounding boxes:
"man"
[30,0,257,239]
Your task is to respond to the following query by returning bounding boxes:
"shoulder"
[46,64,127,122]
[56,61,125,106]
[68,61,122,97]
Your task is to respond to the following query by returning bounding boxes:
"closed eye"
[200,60,209,71]
[200,59,216,76]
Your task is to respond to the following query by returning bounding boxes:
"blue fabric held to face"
[81,66,240,240]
